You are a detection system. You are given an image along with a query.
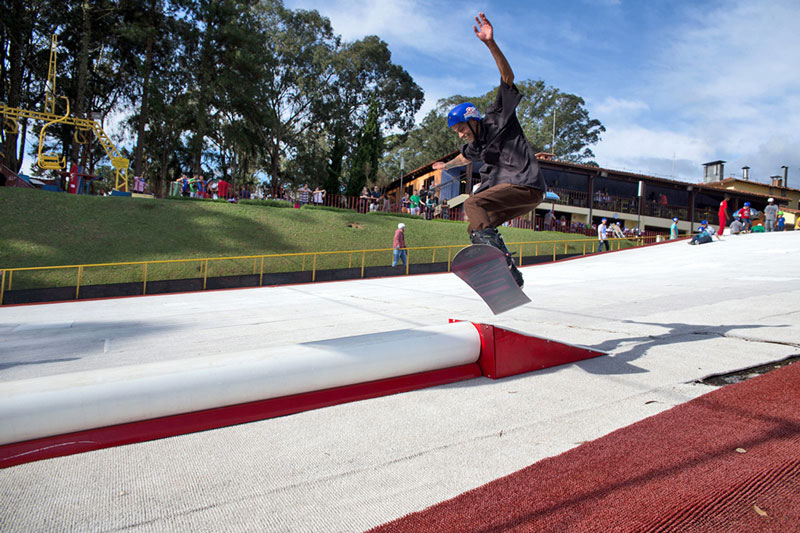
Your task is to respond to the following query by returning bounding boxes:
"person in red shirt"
[718,195,730,239]
[740,202,752,232]
[392,223,407,267]
[217,179,229,199]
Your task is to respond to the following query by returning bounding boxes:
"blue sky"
[285,0,800,185]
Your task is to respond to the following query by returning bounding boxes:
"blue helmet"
[744,201,750,207]
[447,103,482,128]
[673,217,678,222]
[701,220,708,225]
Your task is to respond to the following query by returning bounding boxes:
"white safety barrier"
[0,322,481,445]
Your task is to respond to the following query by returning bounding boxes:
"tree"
[1,0,61,173]
[320,35,422,194]
[382,79,605,178]
[345,98,382,196]
[244,2,338,192]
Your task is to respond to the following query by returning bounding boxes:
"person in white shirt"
[597,218,609,252]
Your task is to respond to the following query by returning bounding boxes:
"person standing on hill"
[433,13,547,288]
[670,217,679,239]
[409,190,421,216]
[764,198,778,232]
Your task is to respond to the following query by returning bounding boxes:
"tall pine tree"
[346,99,382,197]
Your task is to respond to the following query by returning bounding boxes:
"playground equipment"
[0,34,130,191]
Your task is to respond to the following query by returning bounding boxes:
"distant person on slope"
[433,13,547,288]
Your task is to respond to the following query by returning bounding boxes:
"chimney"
[742,166,750,180]
[782,165,789,188]
[702,160,725,183]
[771,176,783,187]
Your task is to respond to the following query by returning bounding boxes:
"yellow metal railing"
[0,236,657,305]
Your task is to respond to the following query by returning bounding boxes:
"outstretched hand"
[473,12,494,43]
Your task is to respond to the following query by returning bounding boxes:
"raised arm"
[474,12,514,86]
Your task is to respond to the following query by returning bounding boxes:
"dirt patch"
[697,355,800,386]
[346,222,364,229]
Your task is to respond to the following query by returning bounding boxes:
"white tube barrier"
[0,322,481,445]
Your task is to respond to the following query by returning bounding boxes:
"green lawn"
[1,187,611,290]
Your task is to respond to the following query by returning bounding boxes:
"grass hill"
[1,187,608,292]
[1,187,596,269]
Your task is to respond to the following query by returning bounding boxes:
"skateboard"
[451,244,531,315]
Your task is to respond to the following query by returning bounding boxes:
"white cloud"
[592,0,800,182]
[286,0,476,59]
[593,97,649,119]
[593,123,711,178]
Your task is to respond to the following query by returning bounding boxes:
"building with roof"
[385,154,794,233]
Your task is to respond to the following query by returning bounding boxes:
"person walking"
[597,218,610,252]
[392,223,407,267]
[670,217,679,239]
[718,195,730,238]
[432,13,547,287]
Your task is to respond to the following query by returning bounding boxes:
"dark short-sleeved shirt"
[461,82,546,194]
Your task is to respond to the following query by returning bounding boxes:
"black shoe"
[470,228,515,265]
[509,263,524,287]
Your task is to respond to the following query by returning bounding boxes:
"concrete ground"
[1,231,799,532]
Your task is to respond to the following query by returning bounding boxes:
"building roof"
[704,177,800,195]
[388,152,790,204]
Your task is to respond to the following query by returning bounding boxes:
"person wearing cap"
[392,223,407,267]
[597,218,610,252]
[740,201,752,232]
[670,217,679,239]
[432,13,547,288]
[764,197,778,232]
[777,211,785,231]
[689,220,715,245]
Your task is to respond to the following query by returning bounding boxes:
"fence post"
[552,242,556,262]
[0,269,6,305]
[203,259,209,290]
[259,256,264,286]
[447,247,452,272]
[361,251,366,278]
[312,254,317,282]
[76,266,83,300]
[519,244,524,266]
[142,263,148,295]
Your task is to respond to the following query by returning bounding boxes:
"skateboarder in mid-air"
[433,12,547,288]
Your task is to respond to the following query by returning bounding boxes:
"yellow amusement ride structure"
[1,35,130,192]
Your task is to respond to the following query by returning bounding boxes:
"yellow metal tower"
[1,34,130,191]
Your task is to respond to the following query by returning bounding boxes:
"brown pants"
[464,184,544,233]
